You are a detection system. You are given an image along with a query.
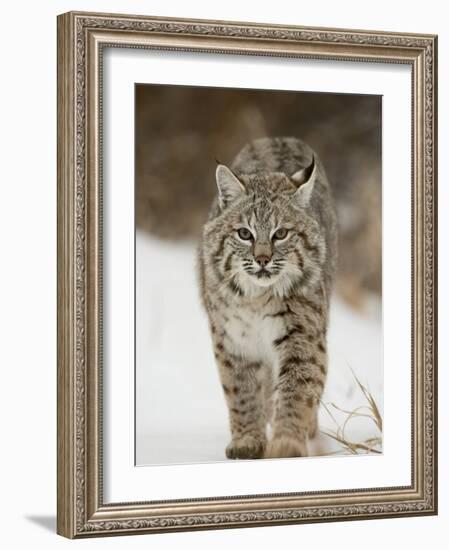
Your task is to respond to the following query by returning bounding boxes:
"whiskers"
[240,257,285,277]
[215,252,305,300]
[241,259,254,274]
[270,258,285,275]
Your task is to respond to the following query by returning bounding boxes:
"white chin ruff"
[238,272,283,296]
[252,276,277,288]
[237,270,300,299]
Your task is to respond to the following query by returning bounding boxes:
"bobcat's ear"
[291,155,317,207]
[215,164,245,209]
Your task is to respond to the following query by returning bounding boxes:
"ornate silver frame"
[57,11,438,538]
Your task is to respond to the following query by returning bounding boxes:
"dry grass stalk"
[320,369,383,456]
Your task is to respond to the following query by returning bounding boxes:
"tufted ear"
[291,155,317,207]
[215,164,245,209]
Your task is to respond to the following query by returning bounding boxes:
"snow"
[135,230,383,465]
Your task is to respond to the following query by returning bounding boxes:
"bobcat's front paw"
[265,436,308,459]
[226,435,266,459]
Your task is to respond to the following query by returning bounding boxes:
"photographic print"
[135,85,382,465]
[57,11,436,538]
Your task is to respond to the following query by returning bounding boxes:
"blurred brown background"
[135,84,381,306]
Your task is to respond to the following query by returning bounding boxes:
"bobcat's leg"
[266,321,327,459]
[266,363,324,458]
[215,348,267,459]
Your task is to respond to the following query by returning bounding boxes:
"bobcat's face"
[227,195,324,297]
[205,168,326,298]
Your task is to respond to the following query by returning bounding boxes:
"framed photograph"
[57,11,438,538]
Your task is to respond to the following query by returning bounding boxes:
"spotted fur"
[198,137,337,459]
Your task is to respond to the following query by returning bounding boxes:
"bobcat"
[198,137,337,459]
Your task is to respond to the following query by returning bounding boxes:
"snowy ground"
[136,230,383,466]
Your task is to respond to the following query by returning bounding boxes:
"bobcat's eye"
[273,228,289,240]
[237,227,253,240]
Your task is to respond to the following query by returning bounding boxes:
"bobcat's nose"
[255,255,271,268]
